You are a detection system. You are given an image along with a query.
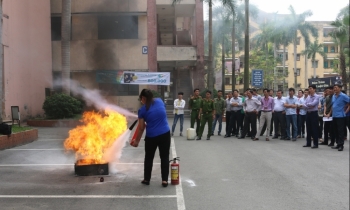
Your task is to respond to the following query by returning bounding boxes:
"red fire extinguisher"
[170,157,180,185]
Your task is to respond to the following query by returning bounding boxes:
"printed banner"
[96,71,170,85]
[308,76,342,92]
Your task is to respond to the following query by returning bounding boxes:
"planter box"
[27,120,82,127]
[0,129,38,150]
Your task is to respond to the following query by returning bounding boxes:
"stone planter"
[0,129,38,150]
[27,119,82,127]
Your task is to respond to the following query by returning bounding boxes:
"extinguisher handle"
[170,157,180,163]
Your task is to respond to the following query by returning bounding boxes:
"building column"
[147,0,157,91]
[194,0,204,90]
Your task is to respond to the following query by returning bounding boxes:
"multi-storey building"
[50,0,204,111]
[224,10,342,94]
[0,0,52,120]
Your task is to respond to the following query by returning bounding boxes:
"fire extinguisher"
[170,157,180,185]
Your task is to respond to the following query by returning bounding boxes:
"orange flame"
[64,109,127,165]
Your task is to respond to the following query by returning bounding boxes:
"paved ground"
[0,119,348,210]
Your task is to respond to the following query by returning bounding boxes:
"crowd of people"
[171,85,350,152]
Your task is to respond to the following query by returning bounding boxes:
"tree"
[330,8,349,92]
[243,0,249,91]
[286,5,318,89]
[301,40,326,78]
[62,0,71,95]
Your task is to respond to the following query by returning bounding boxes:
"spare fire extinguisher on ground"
[170,157,180,185]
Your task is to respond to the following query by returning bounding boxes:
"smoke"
[102,129,132,174]
[55,79,138,119]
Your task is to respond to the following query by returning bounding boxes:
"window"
[330,60,334,68]
[225,78,230,85]
[51,17,62,41]
[98,16,138,39]
[324,46,328,53]
[324,61,328,68]
[330,46,335,53]
[99,84,139,96]
[277,85,283,90]
[312,61,318,68]
[297,68,300,76]
[297,37,301,45]
[296,54,300,61]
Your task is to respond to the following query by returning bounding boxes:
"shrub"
[151,90,162,98]
[42,94,82,119]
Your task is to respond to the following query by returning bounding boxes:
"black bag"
[0,123,12,136]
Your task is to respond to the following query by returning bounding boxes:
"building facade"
[1,0,52,120]
[50,0,204,112]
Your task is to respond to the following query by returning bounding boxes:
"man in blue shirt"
[284,88,298,141]
[331,84,350,151]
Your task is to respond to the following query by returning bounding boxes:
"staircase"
[166,69,193,118]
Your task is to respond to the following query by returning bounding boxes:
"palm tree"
[286,5,318,89]
[62,0,71,95]
[229,2,257,91]
[243,0,249,91]
[301,40,326,78]
[330,14,349,92]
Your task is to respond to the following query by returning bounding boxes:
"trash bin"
[187,128,196,140]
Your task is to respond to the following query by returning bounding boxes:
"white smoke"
[54,79,138,119]
[102,129,132,174]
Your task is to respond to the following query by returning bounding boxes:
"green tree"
[62,0,71,94]
[301,40,326,78]
[330,7,349,92]
[286,5,318,89]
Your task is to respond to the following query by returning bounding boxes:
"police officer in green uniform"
[197,90,215,140]
[189,88,202,136]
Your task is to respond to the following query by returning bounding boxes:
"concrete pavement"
[0,119,348,210]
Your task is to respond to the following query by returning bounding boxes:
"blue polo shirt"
[331,93,350,118]
[138,98,170,137]
[285,96,297,115]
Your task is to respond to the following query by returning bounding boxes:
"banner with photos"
[96,71,170,85]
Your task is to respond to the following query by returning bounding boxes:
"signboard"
[96,71,170,85]
[252,69,263,87]
[142,46,148,54]
[308,76,342,92]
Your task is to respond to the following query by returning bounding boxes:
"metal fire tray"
[74,161,109,176]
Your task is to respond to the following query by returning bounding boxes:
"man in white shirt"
[238,90,261,140]
[297,89,308,138]
[172,92,186,136]
[272,90,287,140]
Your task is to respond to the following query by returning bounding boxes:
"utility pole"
[221,38,225,93]
[0,0,3,122]
[243,0,249,91]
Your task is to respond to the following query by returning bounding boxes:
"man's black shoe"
[338,146,344,151]
[272,136,278,139]
[328,143,334,147]
[331,145,340,149]
[224,135,231,138]
[311,146,318,149]
[238,136,245,139]
[285,137,291,140]
[319,142,328,145]
[303,145,311,147]
[196,137,201,140]
[206,137,210,140]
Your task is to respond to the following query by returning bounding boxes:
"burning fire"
[64,109,127,165]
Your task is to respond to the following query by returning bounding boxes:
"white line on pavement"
[0,195,177,199]
[8,149,65,151]
[0,163,159,167]
[171,138,186,210]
